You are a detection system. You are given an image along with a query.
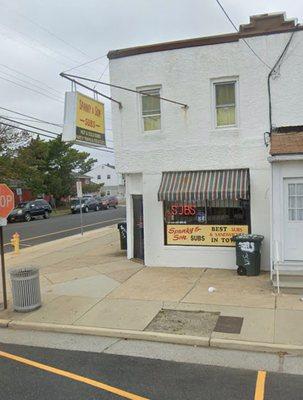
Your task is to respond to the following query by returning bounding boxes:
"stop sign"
[0,184,15,218]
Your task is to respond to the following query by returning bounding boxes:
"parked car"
[106,195,118,208]
[95,195,118,209]
[70,197,100,214]
[95,196,110,210]
[8,199,52,222]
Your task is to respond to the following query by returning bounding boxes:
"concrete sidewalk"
[1,225,303,354]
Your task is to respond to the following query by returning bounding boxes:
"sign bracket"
[60,73,122,109]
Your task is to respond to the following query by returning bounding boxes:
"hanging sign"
[62,91,105,146]
[166,224,249,247]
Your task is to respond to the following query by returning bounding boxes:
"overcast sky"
[0,0,301,167]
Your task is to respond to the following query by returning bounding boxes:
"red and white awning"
[158,169,249,202]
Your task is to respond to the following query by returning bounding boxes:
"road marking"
[4,217,124,247]
[0,349,149,400]
[254,370,266,400]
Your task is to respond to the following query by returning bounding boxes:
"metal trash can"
[117,222,127,250]
[233,234,264,276]
[10,267,41,312]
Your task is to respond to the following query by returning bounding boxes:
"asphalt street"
[0,341,302,400]
[2,206,126,252]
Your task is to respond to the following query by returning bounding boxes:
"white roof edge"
[268,154,303,163]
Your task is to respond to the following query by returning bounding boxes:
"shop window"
[214,81,237,128]
[140,88,161,131]
[164,199,250,247]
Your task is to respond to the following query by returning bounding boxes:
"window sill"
[211,127,239,134]
[142,129,162,136]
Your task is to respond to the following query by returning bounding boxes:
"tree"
[82,182,103,195]
[14,136,97,202]
[14,137,49,195]
[0,124,30,182]
[44,137,96,201]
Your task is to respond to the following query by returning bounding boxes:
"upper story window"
[107,174,111,179]
[214,81,237,128]
[140,88,161,132]
[97,175,101,180]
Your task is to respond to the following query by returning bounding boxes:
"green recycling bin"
[118,222,127,250]
[233,234,264,276]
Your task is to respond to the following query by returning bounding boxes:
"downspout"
[266,27,298,277]
[267,27,298,133]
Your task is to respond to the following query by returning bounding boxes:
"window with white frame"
[140,88,161,131]
[288,183,303,221]
[214,81,237,128]
[97,175,101,180]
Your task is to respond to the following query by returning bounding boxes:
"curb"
[210,338,303,355]
[7,320,210,347]
[2,319,303,355]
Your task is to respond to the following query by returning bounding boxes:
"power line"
[0,74,64,103]
[0,106,63,127]
[1,4,93,59]
[0,120,58,140]
[93,62,109,90]
[0,63,62,96]
[0,116,114,153]
[62,54,108,74]
[0,68,63,100]
[0,115,61,137]
[0,19,82,66]
[214,0,271,70]
[0,19,102,76]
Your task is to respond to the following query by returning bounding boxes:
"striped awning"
[158,169,249,202]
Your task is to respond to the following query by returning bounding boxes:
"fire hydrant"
[11,232,20,255]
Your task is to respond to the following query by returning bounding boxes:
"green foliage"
[12,135,97,201]
[0,124,31,182]
[81,182,104,195]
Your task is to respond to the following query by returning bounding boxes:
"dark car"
[106,195,118,208]
[95,196,110,210]
[8,200,52,222]
[70,197,100,214]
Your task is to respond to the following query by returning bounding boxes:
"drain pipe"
[267,27,298,134]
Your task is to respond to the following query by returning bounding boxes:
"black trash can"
[233,234,264,276]
[118,222,127,250]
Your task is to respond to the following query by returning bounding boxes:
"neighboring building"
[74,174,92,186]
[269,127,303,288]
[91,163,125,197]
[108,13,303,269]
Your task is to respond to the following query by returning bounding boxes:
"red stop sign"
[0,184,15,218]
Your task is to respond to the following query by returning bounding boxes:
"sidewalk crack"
[179,268,206,303]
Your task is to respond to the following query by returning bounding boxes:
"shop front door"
[284,178,303,261]
[133,195,144,261]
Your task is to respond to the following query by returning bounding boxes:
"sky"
[0,0,301,168]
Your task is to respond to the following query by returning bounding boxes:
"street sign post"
[76,181,84,236]
[0,184,15,309]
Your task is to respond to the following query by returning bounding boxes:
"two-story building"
[107,13,303,271]
[91,163,125,198]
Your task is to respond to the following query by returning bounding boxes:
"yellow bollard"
[11,232,20,255]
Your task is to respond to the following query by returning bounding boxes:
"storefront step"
[272,272,303,292]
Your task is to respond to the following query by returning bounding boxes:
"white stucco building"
[91,163,125,197]
[108,13,303,272]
